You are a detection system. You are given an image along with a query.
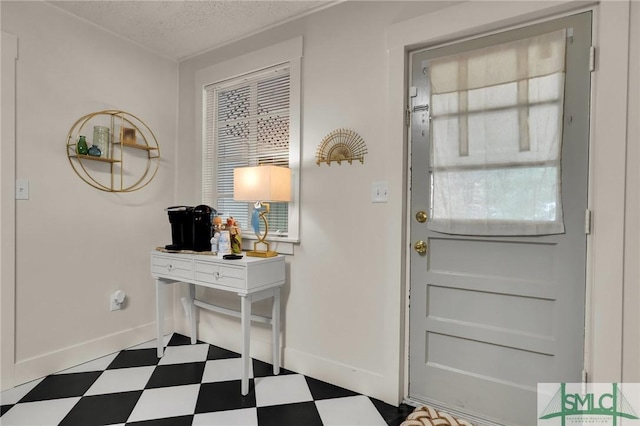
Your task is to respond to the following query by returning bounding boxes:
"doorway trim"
[1,31,18,391]
[386,0,630,403]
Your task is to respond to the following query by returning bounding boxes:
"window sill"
[241,236,298,255]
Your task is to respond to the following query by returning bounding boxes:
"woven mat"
[400,405,474,426]
[155,246,217,255]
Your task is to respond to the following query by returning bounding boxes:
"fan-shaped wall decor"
[316,128,367,166]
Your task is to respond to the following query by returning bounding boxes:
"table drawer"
[152,255,193,280]
[194,261,246,290]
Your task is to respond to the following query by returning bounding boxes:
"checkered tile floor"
[0,334,412,425]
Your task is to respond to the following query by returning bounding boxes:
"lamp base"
[247,237,277,257]
[246,250,278,258]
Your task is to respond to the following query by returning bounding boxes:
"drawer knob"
[166,264,173,271]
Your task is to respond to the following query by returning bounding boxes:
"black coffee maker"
[165,205,216,251]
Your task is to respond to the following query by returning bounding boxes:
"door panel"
[408,12,591,426]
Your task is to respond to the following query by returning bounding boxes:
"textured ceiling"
[45,1,332,61]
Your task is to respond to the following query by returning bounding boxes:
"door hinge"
[582,369,588,383]
[585,209,592,234]
[405,108,411,126]
[589,46,596,72]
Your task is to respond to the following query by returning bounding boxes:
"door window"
[429,29,567,235]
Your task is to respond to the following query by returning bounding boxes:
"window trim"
[195,37,302,253]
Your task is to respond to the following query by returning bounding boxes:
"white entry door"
[408,12,592,426]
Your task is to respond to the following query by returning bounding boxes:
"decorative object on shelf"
[121,127,136,145]
[212,216,242,254]
[227,217,242,254]
[210,233,220,253]
[66,110,160,192]
[233,165,291,257]
[87,144,102,157]
[316,128,367,166]
[93,125,110,159]
[76,135,88,155]
[218,230,231,255]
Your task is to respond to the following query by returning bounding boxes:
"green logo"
[539,383,639,425]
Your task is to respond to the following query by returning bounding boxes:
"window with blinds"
[203,65,291,237]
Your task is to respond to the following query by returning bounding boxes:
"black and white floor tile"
[0,334,413,425]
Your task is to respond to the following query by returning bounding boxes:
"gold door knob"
[416,211,428,223]
[414,240,427,255]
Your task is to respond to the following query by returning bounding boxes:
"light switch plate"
[371,181,388,203]
[16,179,29,200]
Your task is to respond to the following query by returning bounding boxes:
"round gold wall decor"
[66,110,160,192]
[316,128,367,166]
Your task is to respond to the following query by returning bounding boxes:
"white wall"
[1,0,637,405]
[178,0,640,406]
[1,1,177,389]
[177,1,451,404]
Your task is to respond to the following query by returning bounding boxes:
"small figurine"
[227,217,242,254]
[213,215,223,229]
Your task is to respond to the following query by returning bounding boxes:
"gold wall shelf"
[316,128,367,166]
[119,142,158,151]
[66,110,160,192]
[69,154,120,164]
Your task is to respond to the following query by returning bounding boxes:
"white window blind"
[428,29,567,236]
[203,65,291,236]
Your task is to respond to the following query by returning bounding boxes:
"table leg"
[188,283,197,344]
[272,287,280,375]
[155,279,164,358]
[241,294,251,396]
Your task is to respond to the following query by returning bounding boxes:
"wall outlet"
[110,297,121,311]
[110,290,126,311]
[371,181,388,203]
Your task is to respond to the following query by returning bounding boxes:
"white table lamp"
[233,165,291,257]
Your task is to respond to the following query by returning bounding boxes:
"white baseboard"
[175,316,398,406]
[283,345,396,405]
[13,318,173,387]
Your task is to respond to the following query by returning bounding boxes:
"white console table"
[150,250,285,395]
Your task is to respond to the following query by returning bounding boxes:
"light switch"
[16,179,29,200]
[371,181,388,203]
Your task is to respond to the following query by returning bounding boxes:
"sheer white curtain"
[428,29,567,236]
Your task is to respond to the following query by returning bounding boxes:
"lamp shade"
[233,165,291,202]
